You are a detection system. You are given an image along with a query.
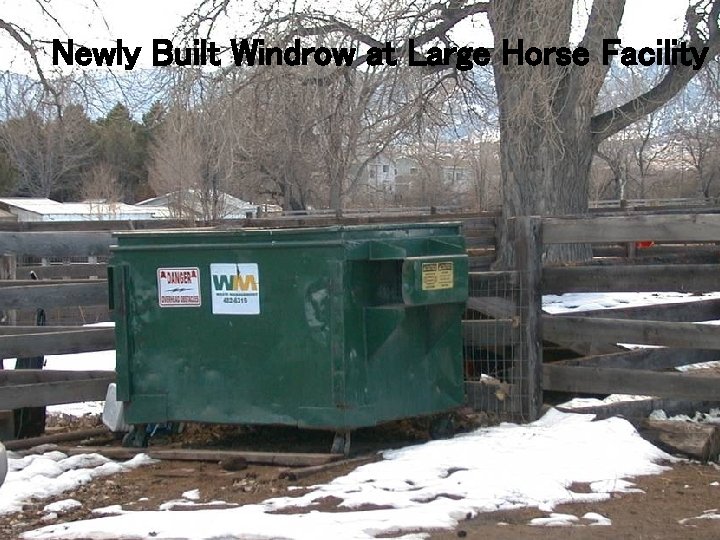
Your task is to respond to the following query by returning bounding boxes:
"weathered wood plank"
[555,298,720,322]
[0,279,106,287]
[552,348,719,370]
[0,231,113,257]
[638,419,720,462]
[515,217,543,420]
[4,426,110,450]
[16,264,107,279]
[542,265,720,294]
[543,365,720,400]
[0,326,108,335]
[0,376,114,408]
[0,282,108,309]
[592,244,719,259]
[468,256,496,270]
[556,399,720,422]
[0,370,114,385]
[466,296,516,318]
[543,214,720,244]
[278,455,378,480]
[54,446,342,467]
[0,329,115,358]
[465,236,496,249]
[543,316,720,350]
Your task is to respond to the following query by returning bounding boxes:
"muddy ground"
[1,414,719,539]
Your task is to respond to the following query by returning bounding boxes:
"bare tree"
[188,0,720,264]
[148,70,239,221]
[0,102,95,198]
[676,61,720,199]
[80,162,123,202]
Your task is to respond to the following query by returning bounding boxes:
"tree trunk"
[490,0,596,267]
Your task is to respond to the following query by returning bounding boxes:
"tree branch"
[591,0,720,144]
[0,18,59,106]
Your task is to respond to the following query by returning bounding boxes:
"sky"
[0,0,693,74]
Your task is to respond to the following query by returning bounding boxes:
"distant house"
[0,198,168,222]
[354,154,398,194]
[136,190,279,220]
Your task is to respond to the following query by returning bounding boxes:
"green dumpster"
[108,223,468,449]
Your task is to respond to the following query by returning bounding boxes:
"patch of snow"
[43,499,81,514]
[583,512,612,526]
[543,292,720,315]
[590,479,644,494]
[0,452,155,515]
[530,513,580,526]
[24,410,673,540]
[47,402,104,417]
[92,505,124,516]
[181,489,200,501]
[649,408,720,424]
[677,361,720,372]
[158,500,237,511]
[679,509,720,524]
[559,394,653,410]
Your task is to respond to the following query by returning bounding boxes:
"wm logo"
[212,273,258,292]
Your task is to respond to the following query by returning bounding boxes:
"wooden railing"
[539,214,720,410]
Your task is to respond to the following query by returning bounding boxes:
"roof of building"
[0,198,169,220]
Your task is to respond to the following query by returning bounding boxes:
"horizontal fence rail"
[0,371,115,409]
[0,231,113,258]
[542,265,720,294]
[543,214,720,244]
[0,282,108,310]
[544,365,720,401]
[0,328,114,358]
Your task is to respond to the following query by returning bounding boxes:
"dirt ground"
[1,416,719,539]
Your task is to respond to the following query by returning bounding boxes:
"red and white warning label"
[157,267,201,307]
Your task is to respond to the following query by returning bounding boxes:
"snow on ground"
[3,293,716,538]
[543,291,720,314]
[547,291,720,409]
[0,452,155,515]
[679,509,720,524]
[23,409,674,540]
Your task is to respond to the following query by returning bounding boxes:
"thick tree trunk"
[490,0,596,268]
[494,114,595,267]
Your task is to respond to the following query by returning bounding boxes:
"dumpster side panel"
[114,244,348,427]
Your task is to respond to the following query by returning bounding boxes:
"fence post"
[514,217,543,421]
[0,253,16,438]
[0,254,16,326]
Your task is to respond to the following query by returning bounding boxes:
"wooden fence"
[4,208,720,436]
[535,214,720,419]
[0,211,496,437]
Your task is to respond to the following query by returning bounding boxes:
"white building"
[0,198,169,222]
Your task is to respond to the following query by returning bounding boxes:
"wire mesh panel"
[464,270,535,422]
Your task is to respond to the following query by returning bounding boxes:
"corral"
[0,204,719,538]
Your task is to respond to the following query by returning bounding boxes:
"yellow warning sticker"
[422,261,454,291]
